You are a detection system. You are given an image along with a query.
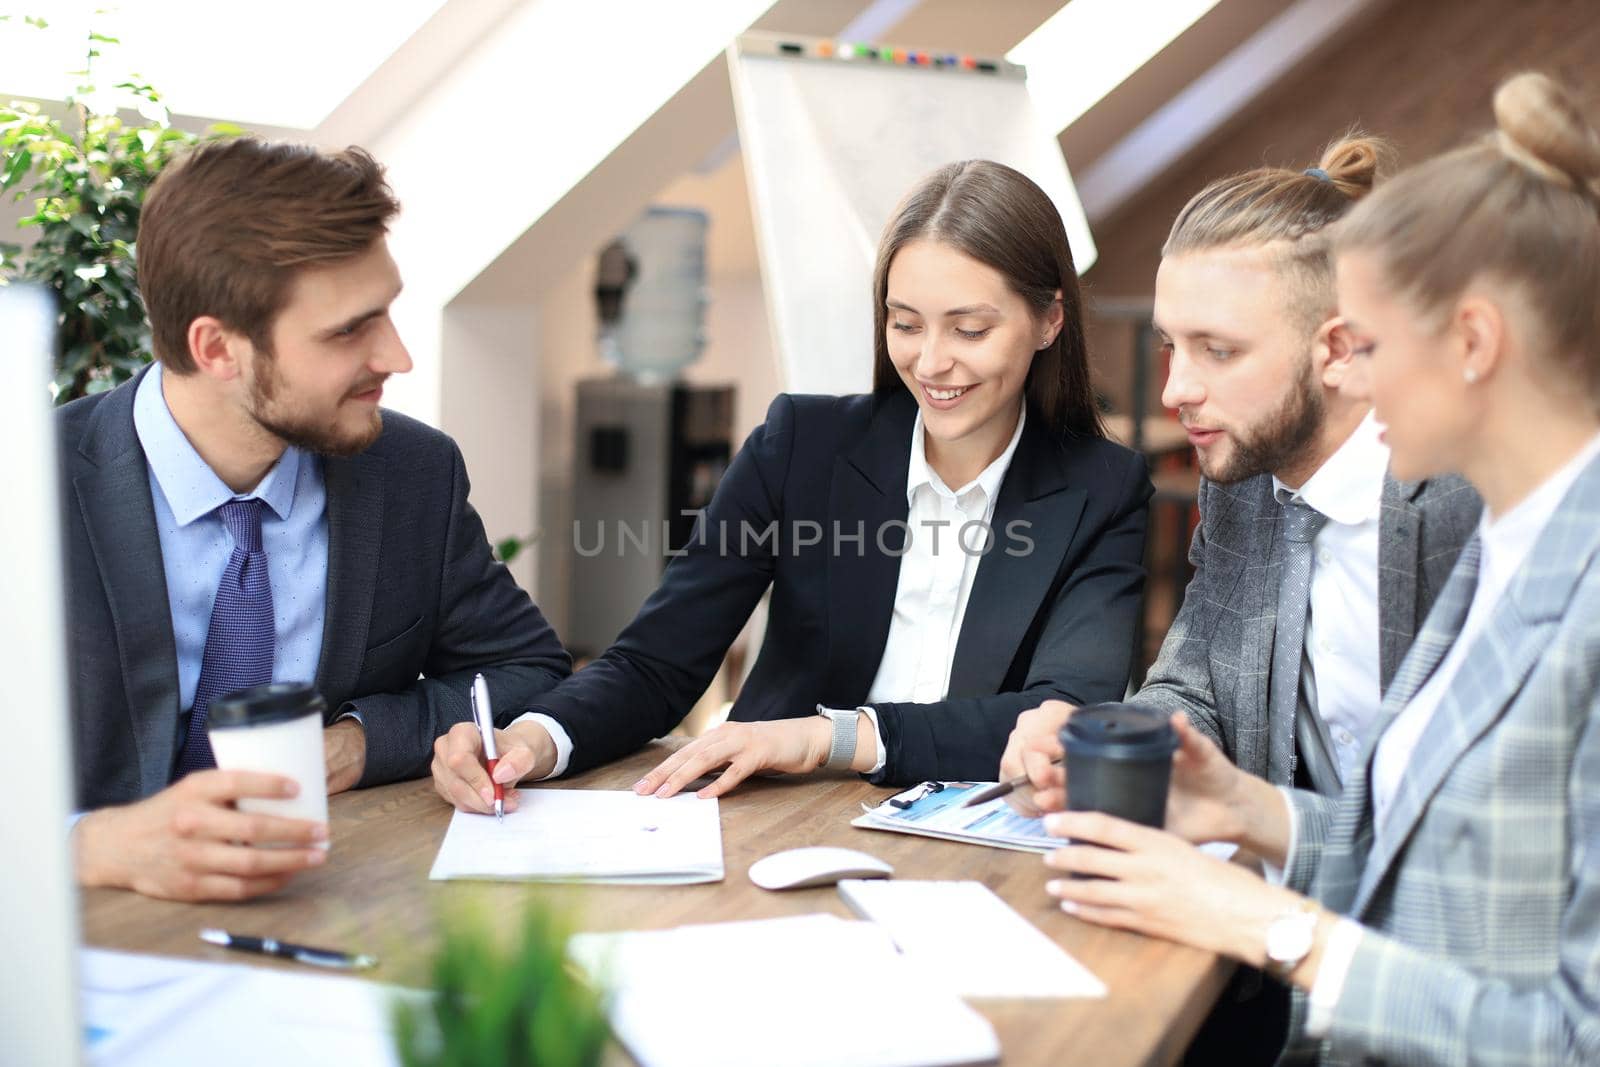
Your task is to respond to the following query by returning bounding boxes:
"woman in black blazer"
[432,160,1153,809]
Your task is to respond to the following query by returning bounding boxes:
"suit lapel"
[313,450,386,708]
[947,419,1086,697]
[826,394,914,703]
[74,372,182,793]
[1250,500,1290,784]
[1376,476,1424,692]
[1352,603,1546,914]
[1352,455,1600,914]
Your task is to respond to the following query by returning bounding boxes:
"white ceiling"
[0,0,446,129]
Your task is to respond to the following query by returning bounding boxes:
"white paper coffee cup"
[207,683,330,849]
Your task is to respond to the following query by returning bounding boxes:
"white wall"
[534,151,780,638]
[439,300,541,592]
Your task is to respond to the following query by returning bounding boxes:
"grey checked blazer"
[1280,451,1600,1065]
[1136,471,1480,785]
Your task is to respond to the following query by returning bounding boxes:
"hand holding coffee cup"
[1059,703,1178,875]
[207,682,331,849]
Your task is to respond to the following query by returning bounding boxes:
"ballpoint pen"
[200,929,377,970]
[959,756,1064,807]
[471,672,503,822]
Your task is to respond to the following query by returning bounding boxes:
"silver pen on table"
[200,928,377,970]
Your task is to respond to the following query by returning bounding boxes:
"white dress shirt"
[1306,431,1600,1038]
[851,405,1027,770]
[520,404,1027,779]
[1272,412,1389,782]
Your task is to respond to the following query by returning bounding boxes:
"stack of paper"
[567,914,999,1067]
[837,879,1106,999]
[81,949,414,1067]
[429,788,724,884]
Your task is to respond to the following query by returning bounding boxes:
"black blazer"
[57,368,572,810]
[532,389,1153,785]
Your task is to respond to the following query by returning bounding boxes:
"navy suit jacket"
[57,368,572,810]
[530,389,1153,785]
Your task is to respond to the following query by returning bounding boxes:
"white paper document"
[428,787,724,884]
[838,879,1107,999]
[81,948,413,1067]
[568,914,999,1067]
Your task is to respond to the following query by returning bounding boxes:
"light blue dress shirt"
[132,364,329,712]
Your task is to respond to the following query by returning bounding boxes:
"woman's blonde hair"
[1335,72,1600,403]
[1164,134,1392,333]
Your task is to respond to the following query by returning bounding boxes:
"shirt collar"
[906,402,1027,509]
[1478,431,1600,589]
[1272,411,1389,525]
[132,362,301,527]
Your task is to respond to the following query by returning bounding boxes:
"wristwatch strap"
[817,704,859,770]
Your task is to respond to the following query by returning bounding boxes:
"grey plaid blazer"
[1136,471,1479,785]
[1279,451,1600,1065]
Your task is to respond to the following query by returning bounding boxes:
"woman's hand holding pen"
[430,720,556,814]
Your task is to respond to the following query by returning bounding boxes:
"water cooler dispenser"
[567,207,735,656]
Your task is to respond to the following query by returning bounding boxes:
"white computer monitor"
[0,283,82,1063]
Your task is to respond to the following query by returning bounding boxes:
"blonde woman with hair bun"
[1040,72,1600,1066]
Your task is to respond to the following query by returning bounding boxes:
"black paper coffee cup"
[1061,702,1178,830]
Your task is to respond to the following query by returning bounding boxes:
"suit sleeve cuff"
[1305,918,1365,1038]
[857,707,887,775]
[1262,785,1299,885]
[514,711,572,779]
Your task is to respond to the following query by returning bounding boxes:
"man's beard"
[1199,355,1323,484]
[248,353,384,457]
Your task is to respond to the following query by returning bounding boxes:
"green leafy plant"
[0,15,241,402]
[393,900,611,1067]
[494,530,541,565]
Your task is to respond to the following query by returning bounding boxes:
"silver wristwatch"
[815,704,861,770]
[1264,902,1320,980]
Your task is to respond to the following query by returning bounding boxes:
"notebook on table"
[567,914,999,1067]
[836,878,1106,999]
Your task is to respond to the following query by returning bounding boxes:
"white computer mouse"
[748,846,894,891]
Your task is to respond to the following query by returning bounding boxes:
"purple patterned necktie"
[173,498,275,778]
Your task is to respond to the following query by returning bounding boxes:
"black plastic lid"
[207,682,326,730]
[1061,702,1178,761]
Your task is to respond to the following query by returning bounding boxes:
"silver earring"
[1464,368,1479,384]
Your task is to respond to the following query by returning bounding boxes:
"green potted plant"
[0,15,240,402]
[393,900,611,1067]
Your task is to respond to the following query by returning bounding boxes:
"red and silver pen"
[471,672,503,822]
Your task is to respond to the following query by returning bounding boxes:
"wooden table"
[81,744,1231,1066]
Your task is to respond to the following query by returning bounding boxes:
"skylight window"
[0,1,446,128]
[1007,0,1221,133]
